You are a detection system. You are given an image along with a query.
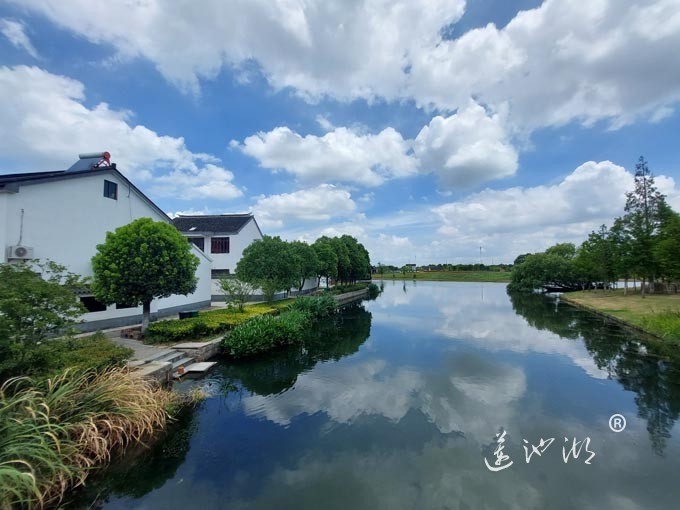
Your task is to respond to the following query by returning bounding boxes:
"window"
[211,269,231,279]
[81,296,107,312]
[116,302,135,309]
[188,237,205,251]
[104,180,118,200]
[211,237,230,254]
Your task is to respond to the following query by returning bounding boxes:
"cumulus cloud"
[408,0,680,129]
[0,65,243,200]
[234,126,418,187]
[237,101,517,189]
[14,0,680,131]
[12,0,464,99]
[253,184,357,228]
[431,160,680,260]
[414,102,518,187]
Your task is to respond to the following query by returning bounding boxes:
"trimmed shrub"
[222,310,311,358]
[289,294,337,318]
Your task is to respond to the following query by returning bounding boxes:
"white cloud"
[0,65,243,200]
[12,0,464,99]
[151,164,243,201]
[0,19,38,58]
[253,184,357,228]
[14,0,680,131]
[431,160,680,261]
[408,0,680,130]
[237,100,518,190]
[235,126,418,187]
[414,102,518,187]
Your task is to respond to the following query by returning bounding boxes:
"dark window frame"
[104,180,118,200]
[80,296,107,313]
[188,236,205,251]
[211,237,230,254]
[211,269,231,279]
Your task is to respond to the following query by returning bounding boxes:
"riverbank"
[561,289,680,346]
[377,271,511,282]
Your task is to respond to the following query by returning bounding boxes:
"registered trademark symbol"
[609,414,626,432]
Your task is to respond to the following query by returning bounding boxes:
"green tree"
[576,225,616,292]
[217,278,254,312]
[289,241,320,292]
[312,239,338,288]
[236,235,297,302]
[340,235,371,282]
[509,248,582,293]
[91,218,199,334]
[330,237,351,284]
[654,210,680,283]
[622,157,669,296]
[0,261,85,375]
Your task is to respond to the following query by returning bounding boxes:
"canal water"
[73,281,680,509]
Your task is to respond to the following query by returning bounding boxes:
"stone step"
[140,349,179,364]
[155,350,187,365]
[171,356,195,370]
[135,361,172,382]
[173,361,217,379]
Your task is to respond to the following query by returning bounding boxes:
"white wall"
[206,218,262,272]
[1,171,212,327]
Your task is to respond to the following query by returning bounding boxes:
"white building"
[172,214,263,299]
[0,153,213,331]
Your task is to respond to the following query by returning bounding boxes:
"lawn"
[375,271,512,282]
[562,289,680,344]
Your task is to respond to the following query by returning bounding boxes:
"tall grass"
[0,368,175,509]
[641,310,680,343]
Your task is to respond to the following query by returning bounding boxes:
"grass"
[0,367,176,509]
[376,271,512,282]
[562,289,680,344]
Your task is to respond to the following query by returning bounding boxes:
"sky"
[1,0,679,265]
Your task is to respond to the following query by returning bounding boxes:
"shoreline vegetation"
[374,270,511,282]
[560,289,680,347]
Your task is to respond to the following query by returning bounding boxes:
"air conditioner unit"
[7,245,34,260]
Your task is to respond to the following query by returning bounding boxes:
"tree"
[91,218,199,334]
[654,210,680,284]
[217,278,255,312]
[340,235,371,282]
[0,261,85,374]
[330,237,351,284]
[576,225,616,292]
[289,241,319,292]
[509,245,582,293]
[236,235,297,302]
[622,157,669,296]
[312,239,338,288]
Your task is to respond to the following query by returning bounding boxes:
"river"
[72,281,680,509]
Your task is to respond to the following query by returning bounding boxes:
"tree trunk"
[624,278,628,296]
[641,277,646,298]
[141,300,151,335]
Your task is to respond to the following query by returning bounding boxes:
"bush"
[145,303,291,344]
[222,310,311,357]
[289,294,337,318]
[367,283,381,299]
[0,368,174,509]
[0,333,133,382]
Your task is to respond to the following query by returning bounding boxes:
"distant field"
[375,271,512,282]
[562,289,680,345]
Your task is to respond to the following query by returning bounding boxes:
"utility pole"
[479,246,482,266]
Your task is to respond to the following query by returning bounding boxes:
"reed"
[0,367,175,509]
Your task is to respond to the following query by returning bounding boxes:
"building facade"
[172,214,264,298]
[0,153,213,330]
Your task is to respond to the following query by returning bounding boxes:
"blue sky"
[1,0,679,265]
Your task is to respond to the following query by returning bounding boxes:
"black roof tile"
[173,214,254,234]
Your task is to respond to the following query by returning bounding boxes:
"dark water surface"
[73,281,680,509]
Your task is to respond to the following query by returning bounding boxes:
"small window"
[188,237,205,251]
[116,303,135,310]
[211,237,230,254]
[81,296,107,312]
[104,180,118,200]
[211,269,231,279]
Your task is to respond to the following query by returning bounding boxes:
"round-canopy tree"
[236,235,297,302]
[91,218,199,333]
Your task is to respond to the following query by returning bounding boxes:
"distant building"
[0,152,212,330]
[172,214,263,298]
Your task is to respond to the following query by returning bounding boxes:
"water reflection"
[76,283,680,509]
[509,290,680,455]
